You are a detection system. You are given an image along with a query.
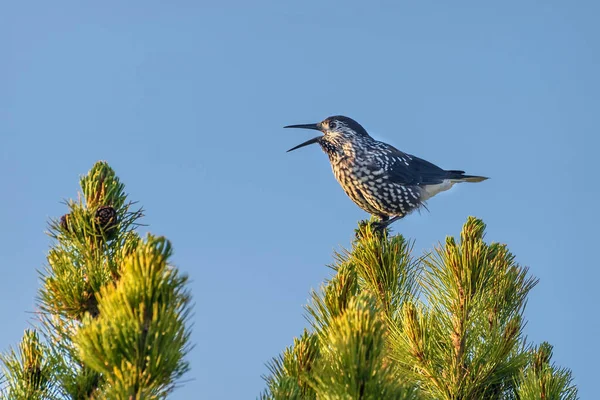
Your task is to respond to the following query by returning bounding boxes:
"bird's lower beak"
[284,122,322,152]
[286,136,322,152]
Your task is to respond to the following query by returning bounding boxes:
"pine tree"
[0,162,192,399]
[261,218,578,399]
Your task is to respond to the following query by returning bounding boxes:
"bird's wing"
[365,146,449,186]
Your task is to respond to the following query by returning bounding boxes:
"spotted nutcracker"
[285,115,488,229]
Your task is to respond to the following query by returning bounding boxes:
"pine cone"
[25,364,43,387]
[94,206,117,233]
[60,214,71,232]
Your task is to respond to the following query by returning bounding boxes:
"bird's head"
[284,115,369,152]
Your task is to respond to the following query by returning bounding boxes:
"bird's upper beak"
[284,122,323,152]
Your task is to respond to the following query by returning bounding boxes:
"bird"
[284,115,488,230]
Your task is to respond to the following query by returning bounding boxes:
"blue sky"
[1,1,598,398]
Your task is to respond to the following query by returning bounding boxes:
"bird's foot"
[371,220,389,232]
[355,219,388,239]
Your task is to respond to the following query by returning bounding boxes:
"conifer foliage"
[0,162,192,399]
[262,219,577,399]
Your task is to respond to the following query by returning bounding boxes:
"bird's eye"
[329,121,337,129]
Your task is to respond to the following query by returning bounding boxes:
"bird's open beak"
[284,123,323,152]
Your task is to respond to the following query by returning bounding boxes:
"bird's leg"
[378,215,390,223]
[385,215,403,226]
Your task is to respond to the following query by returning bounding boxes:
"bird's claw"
[371,221,389,233]
[355,219,388,239]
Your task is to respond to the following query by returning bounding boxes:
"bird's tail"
[446,170,489,183]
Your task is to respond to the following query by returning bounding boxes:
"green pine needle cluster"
[0,161,192,399]
[261,218,578,399]
[75,235,192,398]
[517,343,578,400]
[0,330,55,400]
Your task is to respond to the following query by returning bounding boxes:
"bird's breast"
[331,157,368,186]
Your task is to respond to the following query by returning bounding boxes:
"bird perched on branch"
[285,115,488,230]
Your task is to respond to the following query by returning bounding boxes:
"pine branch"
[262,330,319,400]
[310,294,419,399]
[74,235,192,399]
[0,330,57,400]
[516,342,578,400]
[1,161,193,398]
[263,217,578,399]
[349,222,419,319]
[389,217,537,399]
[263,221,421,399]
